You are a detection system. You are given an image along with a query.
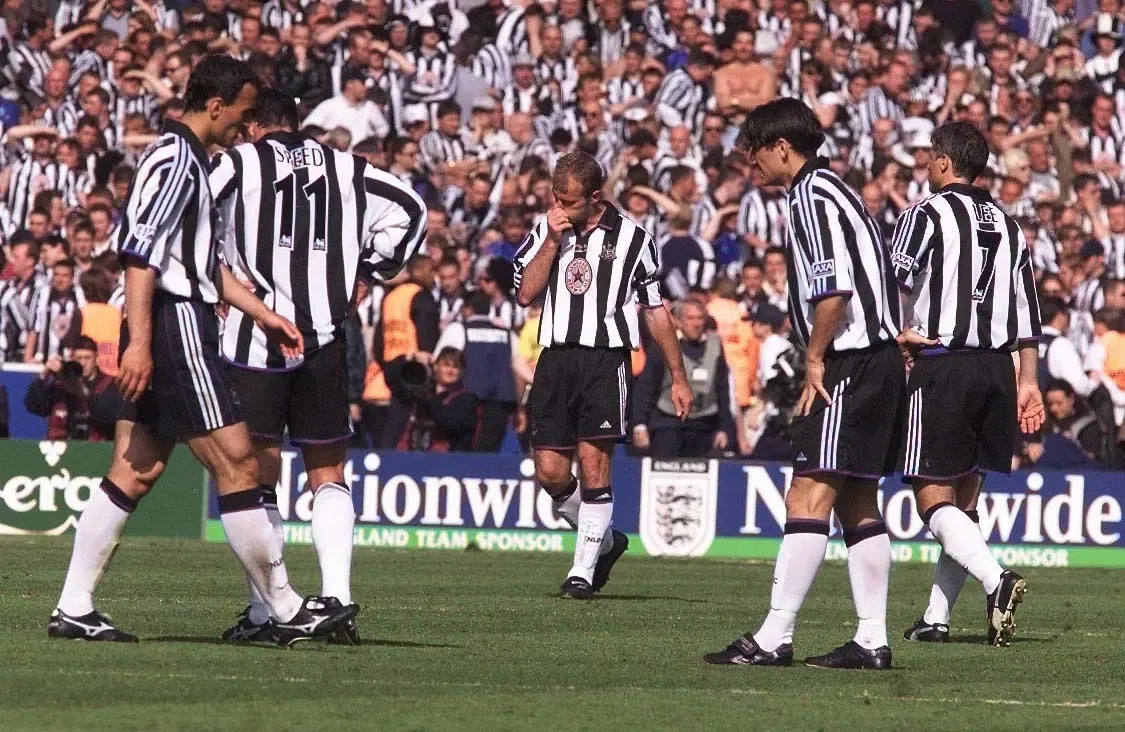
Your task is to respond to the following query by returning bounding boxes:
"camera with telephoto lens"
[401,358,433,399]
[59,360,84,382]
[761,347,806,434]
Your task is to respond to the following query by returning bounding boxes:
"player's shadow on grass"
[360,638,461,649]
[148,636,460,649]
[948,635,1049,645]
[581,594,709,603]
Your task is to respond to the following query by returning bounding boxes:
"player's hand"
[546,206,572,239]
[795,358,832,417]
[1025,441,1045,464]
[117,344,153,402]
[632,425,650,450]
[258,311,304,359]
[1017,382,1046,435]
[896,328,939,365]
[670,376,694,420]
[712,431,729,451]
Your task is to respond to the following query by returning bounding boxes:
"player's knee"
[785,478,835,519]
[536,469,575,498]
[219,446,260,489]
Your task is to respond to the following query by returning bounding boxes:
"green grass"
[1,538,1123,732]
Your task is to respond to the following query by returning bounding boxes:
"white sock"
[552,481,615,555]
[922,510,975,625]
[568,487,613,583]
[550,479,581,528]
[245,499,284,626]
[927,504,1003,594]
[58,480,134,616]
[923,551,968,626]
[754,521,829,651]
[844,522,891,650]
[311,482,355,605]
[219,489,302,622]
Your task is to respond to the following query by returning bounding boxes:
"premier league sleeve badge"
[565,258,593,295]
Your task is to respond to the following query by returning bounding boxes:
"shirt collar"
[939,181,993,202]
[594,203,621,232]
[261,130,308,146]
[162,119,210,168]
[790,156,830,189]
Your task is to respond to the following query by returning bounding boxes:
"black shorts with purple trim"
[118,291,244,441]
[528,344,631,450]
[788,340,905,479]
[224,337,353,445]
[900,348,1016,480]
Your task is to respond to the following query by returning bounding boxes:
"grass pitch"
[2,537,1123,732]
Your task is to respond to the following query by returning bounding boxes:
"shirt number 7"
[973,230,1002,302]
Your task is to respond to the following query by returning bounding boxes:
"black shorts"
[902,349,1016,480]
[528,345,631,449]
[788,341,906,479]
[118,292,244,441]
[225,338,353,445]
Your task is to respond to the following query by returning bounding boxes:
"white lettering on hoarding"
[739,465,789,535]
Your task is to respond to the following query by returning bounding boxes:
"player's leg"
[49,419,174,641]
[704,472,840,666]
[808,478,892,670]
[907,474,982,642]
[188,424,356,645]
[220,365,291,639]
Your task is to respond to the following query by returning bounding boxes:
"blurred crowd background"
[2,0,1125,469]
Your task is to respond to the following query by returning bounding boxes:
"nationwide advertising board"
[204,450,1125,568]
[0,440,206,538]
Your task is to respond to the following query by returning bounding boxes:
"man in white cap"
[503,52,552,116]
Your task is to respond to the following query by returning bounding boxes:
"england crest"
[639,458,718,557]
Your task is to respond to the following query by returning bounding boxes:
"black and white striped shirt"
[28,286,85,361]
[853,86,903,134]
[210,131,427,370]
[890,183,1041,350]
[594,22,630,67]
[737,188,789,247]
[6,158,77,231]
[495,6,530,56]
[606,74,645,107]
[404,50,457,104]
[513,204,661,349]
[419,130,473,172]
[7,42,51,100]
[654,69,710,135]
[786,158,901,352]
[0,275,43,361]
[473,44,512,90]
[116,120,221,303]
[260,0,306,30]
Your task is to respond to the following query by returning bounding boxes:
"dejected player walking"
[514,152,693,600]
[210,88,427,644]
[704,98,905,670]
[891,121,1043,647]
[48,58,357,646]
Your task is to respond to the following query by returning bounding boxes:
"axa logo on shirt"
[811,259,835,278]
[133,223,158,244]
[891,252,915,271]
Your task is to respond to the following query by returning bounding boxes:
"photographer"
[24,336,122,441]
[746,304,800,460]
[395,348,481,452]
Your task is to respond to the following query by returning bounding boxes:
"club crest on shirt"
[599,240,617,260]
[564,258,593,295]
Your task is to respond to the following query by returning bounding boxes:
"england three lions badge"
[565,258,593,295]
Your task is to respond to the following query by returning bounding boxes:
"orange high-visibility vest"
[631,347,646,377]
[707,297,757,407]
[81,303,121,377]
[363,361,391,404]
[381,282,422,362]
[1102,331,1125,390]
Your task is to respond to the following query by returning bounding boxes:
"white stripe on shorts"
[176,302,222,429]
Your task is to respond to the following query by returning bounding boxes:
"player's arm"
[1013,236,1045,435]
[216,264,303,359]
[514,217,558,307]
[888,203,935,294]
[116,144,192,401]
[359,163,428,283]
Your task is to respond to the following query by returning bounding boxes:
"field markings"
[46,668,1125,710]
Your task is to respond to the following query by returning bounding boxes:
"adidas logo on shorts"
[600,420,612,429]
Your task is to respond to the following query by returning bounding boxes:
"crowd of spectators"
[4,0,1125,465]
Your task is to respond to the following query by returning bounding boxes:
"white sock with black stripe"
[754,520,830,651]
[923,510,977,625]
[551,479,615,556]
[312,482,355,605]
[925,504,1003,595]
[58,479,136,617]
[844,521,891,650]
[569,487,614,583]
